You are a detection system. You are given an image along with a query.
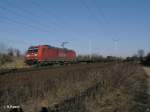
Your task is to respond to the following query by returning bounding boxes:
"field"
[0,62,149,112]
[0,57,27,69]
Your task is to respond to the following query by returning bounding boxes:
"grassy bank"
[0,62,148,112]
[0,57,26,69]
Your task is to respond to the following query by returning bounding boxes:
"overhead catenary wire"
[29,0,76,31]
[0,0,93,53]
[30,0,84,40]
[79,0,104,55]
[80,0,120,56]
[0,15,50,33]
[79,0,103,25]
[0,3,55,32]
[1,0,81,38]
[29,0,61,26]
[0,0,83,55]
[91,0,108,23]
[1,0,59,27]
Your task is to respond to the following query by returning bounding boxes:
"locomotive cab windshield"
[27,49,38,53]
[27,47,38,53]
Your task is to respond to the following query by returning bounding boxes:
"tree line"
[125,49,150,65]
[0,45,21,67]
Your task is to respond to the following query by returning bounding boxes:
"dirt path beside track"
[143,67,150,95]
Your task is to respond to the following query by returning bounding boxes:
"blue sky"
[0,0,150,57]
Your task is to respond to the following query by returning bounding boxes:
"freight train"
[25,45,76,65]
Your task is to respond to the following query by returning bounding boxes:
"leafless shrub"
[0,54,13,66]
[0,62,148,112]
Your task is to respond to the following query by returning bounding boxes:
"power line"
[79,0,102,25]
[93,0,120,55]
[92,0,108,23]
[30,0,82,39]
[0,2,55,32]
[80,0,121,56]
[0,0,85,43]
[1,0,80,37]
[29,0,60,26]
[2,0,58,27]
[0,14,50,33]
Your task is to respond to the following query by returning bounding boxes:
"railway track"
[0,62,109,76]
[0,64,67,75]
[0,65,67,75]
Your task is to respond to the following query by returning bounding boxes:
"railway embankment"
[0,62,149,112]
[46,63,149,112]
[143,67,150,111]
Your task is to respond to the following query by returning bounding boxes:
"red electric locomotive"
[25,45,76,65]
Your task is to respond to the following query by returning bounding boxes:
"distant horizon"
[0,42,149,58]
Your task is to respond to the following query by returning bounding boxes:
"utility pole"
[112,38,120,64]
[112,38,119,56]
[89,40,92,60]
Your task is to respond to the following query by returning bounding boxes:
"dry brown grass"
[84,63,149,112]
[0,62,148,112]
[0,57,26,69]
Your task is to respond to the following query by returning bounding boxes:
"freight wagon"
[25,45,76,65]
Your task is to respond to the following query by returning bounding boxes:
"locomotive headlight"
[26,54,30,57]
[34,54,38,56]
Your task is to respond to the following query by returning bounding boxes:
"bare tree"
[14,49,21,57]
[145,53,150,65]
[7,48,14,56]
[137,49,145,58]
